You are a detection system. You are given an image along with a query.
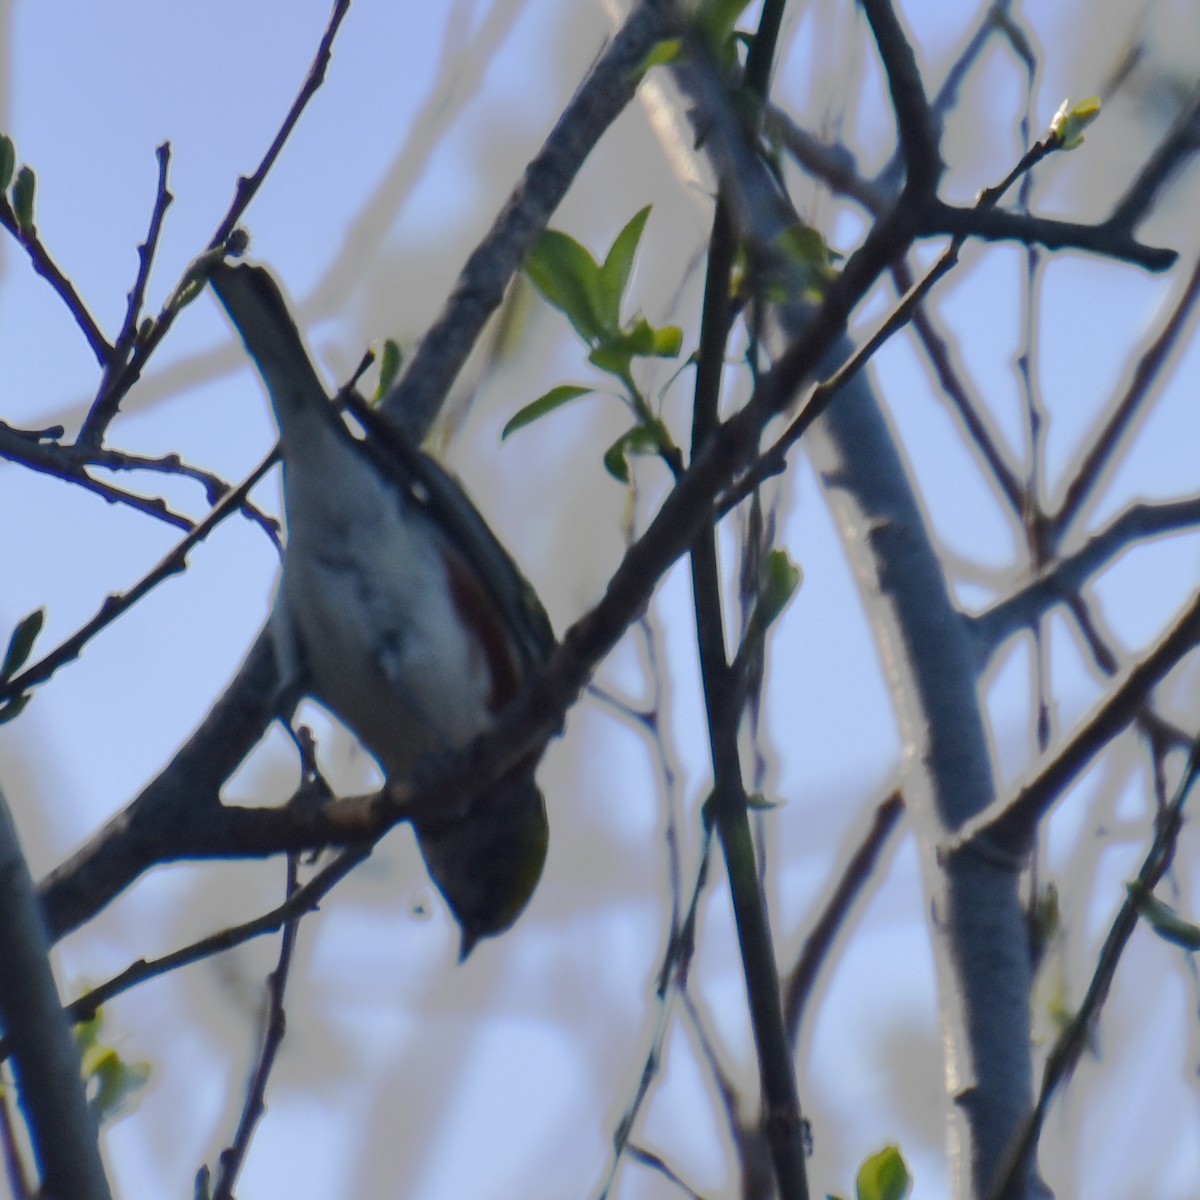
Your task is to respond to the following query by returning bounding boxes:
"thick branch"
[797,323,1043,1199]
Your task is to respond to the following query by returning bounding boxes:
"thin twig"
[685,6,811,1196]
[951,587,1200,853]
[79,142,175,446]
[120,143,174,352]
[593,829,712,1200]
[0,196,112,366]
[896,259,1024,513]
[1052,254,1200,539]
[0,445,279,707]
[874,0,1022,195]
[7,850,367,1065]
[210,855,304,1200]
[624,1145,702,1198]
[924,200,1175,270]
[1108,77,1200,234]
[0,422,196,531]
[0,422,281,540]
[209,1,351,251]
[767,107,889,214]
[782,791,905,1038]
[860,0,941,196]
[91,0,355,423]
[722,122,1109,516]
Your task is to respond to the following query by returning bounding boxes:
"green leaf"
[502,384,593,439]
[649,324,683,357]
[623,319,680,358]
[1050,95,1101,151]
[12,164,35,232]
[76,1011,150,1125]
[771,222,839,300]
[777,223,834,270]
[75,1012,103,1053]
[745,791,780,811]
[1127,882,1200,950]
[587,320,681,382]
[757,550,801,630]
[856,1145,911,1200]
[626,316,681,358]
[588,337,635,381]
[603,423,661,484]
[0,136,14,192]
[598,206,651,331]
[525,229,608,345]
[694,0,753,60]
[82,1044,150,1125]
[1,608,44,683]
[634,37,682,74]
[374,338,403,401]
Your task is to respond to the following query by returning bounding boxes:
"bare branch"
[4,850,367,1065]
[89,0,355,427]
[953,588,1200,854]
[79,142,175,446]
[783,791,906,1039]
[924,200,1177,271]
[0,446,279,709]
[0,422,196,531]
[209,0,352,252]
[0,421,281,539]
[860,0,941,196]
[0,196,113,366]
[896,259,1024,513]
[972,497,1200,650]
[1053,253,1200,537]
[1108,78,1200,233]
[0,788,111,1200]
[209,856,303,1200]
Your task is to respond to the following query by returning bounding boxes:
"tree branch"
[925,200,1177,271]
[1052,253,1200,538]
[0,196,113,366]
[86,0,354,430]
[953,587,1200,854]
[0,445,279,710]
[0,787,111,1200]
[860,0,942,196]
[972,497,1200,651]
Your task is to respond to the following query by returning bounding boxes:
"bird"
[209,260,554,959]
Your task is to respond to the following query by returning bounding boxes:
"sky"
[2,2,1200,1198]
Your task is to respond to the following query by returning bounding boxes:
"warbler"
[210,261,554,958]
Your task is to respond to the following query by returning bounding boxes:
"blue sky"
[2,2,1199,1198]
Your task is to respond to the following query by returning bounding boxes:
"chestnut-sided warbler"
[210,262,554,958]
